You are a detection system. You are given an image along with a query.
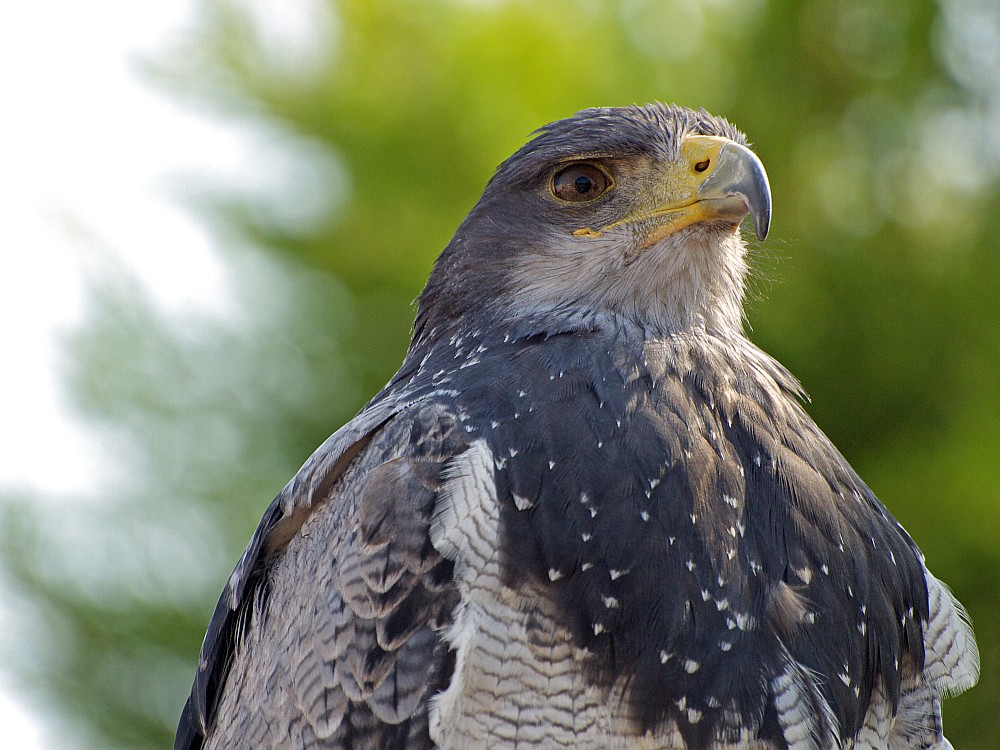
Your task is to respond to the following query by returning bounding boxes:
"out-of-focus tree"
[3,0,997,747]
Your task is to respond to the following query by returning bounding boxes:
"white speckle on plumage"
[847,585,854,598]
[512,494,534,511]
[548,568,564,581]
[581,532,592,541]
[716,598,730,611]
[580,493,589,504]
[687,708,703,724]
[838,672,851,687]
[754,453,762,467]
[727,548,736,560]
[518,390,527,397]
[581,562,593,571]
[717,575,725,587]
[597,440,603,448]
[853,685,861,698]
[490,420,500,429]
[723,494,738,508]
[796,566,813,585]
[736,522,745,537]
[602,595,619,609]
[686,560,696,572]
[821,564,830,575]
[640,510,650,522]
[508,447,519,458]
[645,489,652,499]
[609,568,627,580]
[734,612,753,631]
[513,411,520,419]
[589,507,598,518]
[684,659,701,674]
[690,513,698,524]
[593,623,605,635]
[649,477,660,490]
[548,374,555,380]
[804,612,817,624]
[858,621,867,636]
[675,696,687,712]
[719,640,733,652]
[889,550,897,565]
[728,526,737,537]
[548,460,556,470]
[701,589,711,601]
[660,650,673,664]
[707,696,721,709]
[669,537,676,545]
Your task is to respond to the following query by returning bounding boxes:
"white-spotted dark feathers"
[176,103,977,750]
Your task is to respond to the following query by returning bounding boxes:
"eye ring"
[550,162,613,203]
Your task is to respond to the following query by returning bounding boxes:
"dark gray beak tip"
[733,144,771,242]
[753,200,771,241]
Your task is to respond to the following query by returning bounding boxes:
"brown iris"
[551,163,612,202]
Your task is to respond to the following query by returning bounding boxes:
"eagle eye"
[551,163,612,203]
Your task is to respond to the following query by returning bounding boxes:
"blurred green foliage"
[3,0,998,747]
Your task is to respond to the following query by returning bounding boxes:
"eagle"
[176,103,978,749]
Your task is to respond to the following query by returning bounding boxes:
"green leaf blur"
[4,0,997,747]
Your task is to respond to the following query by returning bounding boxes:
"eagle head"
[416,103,770,342]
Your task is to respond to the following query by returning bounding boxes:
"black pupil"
[574,175,593,194]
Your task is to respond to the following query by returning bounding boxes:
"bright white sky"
[0,1,249,745]
[0,0,237,496]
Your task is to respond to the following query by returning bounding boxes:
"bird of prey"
[176,103,978,750]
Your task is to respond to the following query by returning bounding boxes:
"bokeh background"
[2,0,997,747]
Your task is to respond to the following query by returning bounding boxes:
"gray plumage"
[176,103,978,750]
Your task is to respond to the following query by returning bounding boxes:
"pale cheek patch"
[509,226,748,336]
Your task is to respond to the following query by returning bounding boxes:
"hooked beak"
[695,140,771,240]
